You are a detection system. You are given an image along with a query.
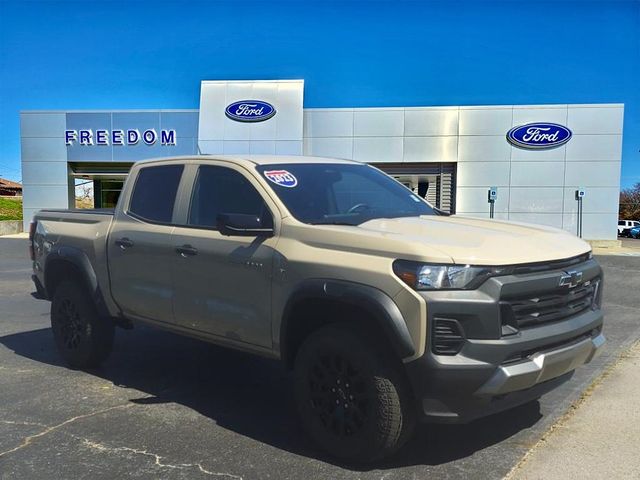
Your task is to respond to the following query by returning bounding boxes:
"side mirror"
[216,213,274,237]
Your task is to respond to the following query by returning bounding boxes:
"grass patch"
[0,197,23,221]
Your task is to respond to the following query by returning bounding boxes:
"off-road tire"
[51,281,114,368]
[293,323,416,463]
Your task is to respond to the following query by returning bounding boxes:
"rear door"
[170,162,278,347]
[108,163,185,323]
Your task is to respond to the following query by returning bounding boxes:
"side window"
[188,166,272,228]
[619,221,625,226]
[129,165,184,223]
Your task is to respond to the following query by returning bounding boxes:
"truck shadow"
[0,324,542,470]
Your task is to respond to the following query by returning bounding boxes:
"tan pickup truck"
[30,155,605,462]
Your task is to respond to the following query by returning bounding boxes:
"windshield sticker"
[263,170,298,188]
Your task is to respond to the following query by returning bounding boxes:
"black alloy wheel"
[294,323,415,463]
[51,281,114,368]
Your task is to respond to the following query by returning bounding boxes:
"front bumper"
[476,332,604,396]
[404,257,605,423]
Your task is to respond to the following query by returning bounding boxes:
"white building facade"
[20,80,623,239]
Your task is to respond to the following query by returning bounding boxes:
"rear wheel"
[51,281,114,368]
[293,324,415,463]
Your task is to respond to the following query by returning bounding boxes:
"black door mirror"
[216,213,274,237]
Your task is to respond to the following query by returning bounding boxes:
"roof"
[0,178,22,189]
[217,155,360,166]
[136,155,361,167]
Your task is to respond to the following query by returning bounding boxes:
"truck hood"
[355,215,591,265]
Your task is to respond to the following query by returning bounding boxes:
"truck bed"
[38,208,115,216]
[32,208,115,300]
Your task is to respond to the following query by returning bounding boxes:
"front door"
[171,164,277,347]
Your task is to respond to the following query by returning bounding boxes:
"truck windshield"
[256,163,435,225]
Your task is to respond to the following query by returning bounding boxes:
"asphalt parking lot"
[1,236,640,480]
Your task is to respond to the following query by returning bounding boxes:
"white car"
[618,219,640,236]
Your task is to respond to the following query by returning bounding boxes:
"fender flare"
[280,279,415,364]
[44,246,110,318]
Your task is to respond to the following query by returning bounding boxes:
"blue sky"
[0,0,638,186]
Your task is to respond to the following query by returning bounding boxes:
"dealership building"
[20,80,624,239]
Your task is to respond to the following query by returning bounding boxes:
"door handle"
[115,237,134,250]
[175,245,198,257]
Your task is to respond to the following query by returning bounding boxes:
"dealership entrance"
[70,162,131,208]
[379,163,457,214]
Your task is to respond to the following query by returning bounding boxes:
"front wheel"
[51,281,114,368]
[293,324,416,463]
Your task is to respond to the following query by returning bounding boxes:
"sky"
[0,0,638,187]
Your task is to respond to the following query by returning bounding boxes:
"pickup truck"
[30,155,605,462]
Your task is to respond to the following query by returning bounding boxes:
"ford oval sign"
[507,123,572,150]
[225,100,276,123]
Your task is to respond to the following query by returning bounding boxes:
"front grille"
[432,318,465,355]
[501,280,599,329]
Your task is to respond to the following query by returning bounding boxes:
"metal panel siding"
[564,162,621,187]
[21,184,70,209]
[66,112,111,131]
[19,101,623,240]
[353,137,403,163]
[565,134,623,161]
[249,141,276,154]
[21,161,69,185]
[562,187,620,214]
[403,136,457,162]
[509,187,564,213]
[404,109,458,136]
[353,110,404,137]
[456,186,510,214]
[160,112,199,137]
[512,107,568,126]
[303,110,354,138]
[67,143,113,161]
[459,107,512,135]
[303,137,353,159]
[458,135,512,162]
[198,80,304,152]
[112,112,161,132]
[563,213,618,239]
[21,137,67,161]
[508,213,564,229]
[511,144,567,162]
[457,162,510,187]
[21,113,66,138]
[275,141,303,155]
[567,106,624,135]
[510,162,566,187]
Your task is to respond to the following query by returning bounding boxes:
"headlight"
[393,260,504,290]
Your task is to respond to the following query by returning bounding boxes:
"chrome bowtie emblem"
[559,270,583,288]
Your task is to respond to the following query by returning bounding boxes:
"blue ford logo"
[225,100,276,123]
[507,123,572,150]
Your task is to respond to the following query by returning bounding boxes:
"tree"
[619,182,640,220]
[75,182,94,209]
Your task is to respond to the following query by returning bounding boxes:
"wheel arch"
[280,279,415,369]
[44,246,110,318]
